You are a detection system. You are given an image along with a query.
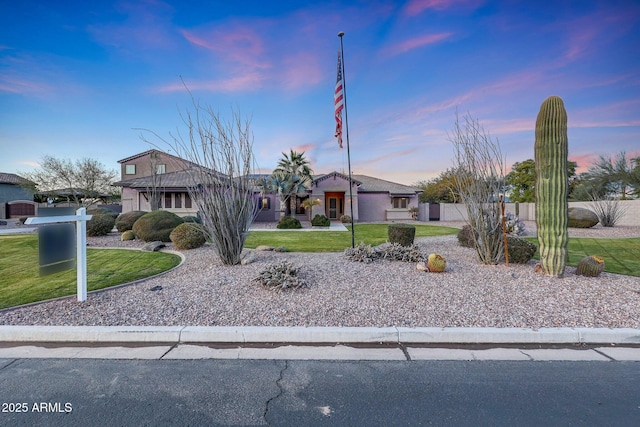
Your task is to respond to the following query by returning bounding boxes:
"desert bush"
[388,223,416,247]
[311,214,330,227]
[181,215,202,224]
[254,261,306,290]
[340,215,352,224]
[377,242,424,262]
[132,210,184,242]
[588,197,628,227]
[121,230,135,241]
[344,242,379,263]
[504,212,526,235]
[457,225,476,248]
[277,216,302,229]
[170,222,206,250]
[505,236,537,264]
[86,214,116,237]
[87,207,119,220]
[115,210,147,232]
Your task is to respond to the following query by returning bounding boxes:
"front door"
[325,193,344,220]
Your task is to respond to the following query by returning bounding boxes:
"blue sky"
[1,0,639,185]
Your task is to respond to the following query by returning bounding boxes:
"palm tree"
[273,150,314,216]
[300,198,321,221]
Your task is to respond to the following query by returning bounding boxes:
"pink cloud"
[382,32,453,57]
[0,74,54,95]
[155,72,266,93]
[403,0,484,17]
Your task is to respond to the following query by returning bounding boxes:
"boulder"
[255,245,275,251]
[141,241,165,252]
[416,261,429,272]
[568,207,599,228]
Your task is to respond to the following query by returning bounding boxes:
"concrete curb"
[1,326,639,345]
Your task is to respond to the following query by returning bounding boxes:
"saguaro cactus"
[534,96,569,277]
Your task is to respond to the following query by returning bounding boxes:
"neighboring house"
[114,150,423,222]
[0,172,36,219]
[113,149,205,215]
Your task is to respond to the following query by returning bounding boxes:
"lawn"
[245,223,460,252]
[0,234,182,309]
[524,237,640,277]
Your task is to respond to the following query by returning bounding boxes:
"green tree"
[505,158,578,202]
[583,151,639,199]
[414,168,463,203]
[272,150,314,216]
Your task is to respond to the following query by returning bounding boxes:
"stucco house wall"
[357,192,388,222]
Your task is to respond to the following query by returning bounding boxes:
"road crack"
[263,360,288,426]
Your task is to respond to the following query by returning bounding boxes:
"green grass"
[245,223,460,252]
[0,234,182,309]
[524,237,640,277]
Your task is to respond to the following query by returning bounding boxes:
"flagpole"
[338,31,355,248]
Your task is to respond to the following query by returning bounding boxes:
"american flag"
[334,50,344,148]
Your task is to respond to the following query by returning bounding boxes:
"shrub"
[277,216,302,229]
[388,223,416,247]
[86,214,116,237]
[115,210,147,232]
[457,225,476,248]
[311,214,330,227]
[377,242,424,262]
[132,210,184,242]
[121,230,135,241]
[340,215,352,224]
[87,207,119,220]
[504,212,526,235]
[254,261,306,290]
[344,242,379,263]
[170,223,206,250]
[505,236,537,264]
[181,215,202,224]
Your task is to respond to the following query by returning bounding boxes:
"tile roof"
[352,174,422,195]
[0,172,34,185]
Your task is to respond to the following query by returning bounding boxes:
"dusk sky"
[1,0,639,186]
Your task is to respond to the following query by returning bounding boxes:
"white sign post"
[25,208,93,301]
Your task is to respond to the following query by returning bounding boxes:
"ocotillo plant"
[534,95,569,277]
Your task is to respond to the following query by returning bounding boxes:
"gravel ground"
[1,221,639,328]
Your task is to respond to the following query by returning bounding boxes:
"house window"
[125,164,136,175]
[175,193,182,208]
[261,197,270,210]
[156,164,166,174]
[393,197,408,209]
[164,193,172,208]
[185,193,192,209]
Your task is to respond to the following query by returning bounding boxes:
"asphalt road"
[0,358,638,426]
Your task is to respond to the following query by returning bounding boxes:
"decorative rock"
[121,230,135,241]
[416,261,429,272]
[568,207,599,228]
[255,245,275,251]
[534,262,544,274]
[0,220,7,226]
[273,247,288,253]
[141,241,165,252]
[241,252,256,265]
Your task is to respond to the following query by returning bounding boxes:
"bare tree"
[449,111,507,265]
[588,193,629,227]
[22,156,118,207]
[145,150,163,211]
[140,99,259,265]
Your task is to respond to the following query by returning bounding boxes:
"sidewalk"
[1,326,639,360]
